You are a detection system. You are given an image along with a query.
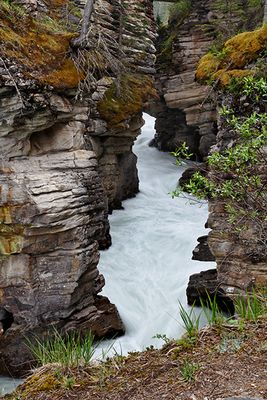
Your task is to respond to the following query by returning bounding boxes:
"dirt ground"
[3,319,267,400]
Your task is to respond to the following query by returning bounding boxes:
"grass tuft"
[234,289,267,322]
[179,301,201,337]
[200,292,227,327]
[27,329,96,368]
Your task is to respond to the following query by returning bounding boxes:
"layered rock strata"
[150,0,263,159]
[0,0,156,375]
[187,22,267,302]
[187,269,234,313]
[207,91,267,294]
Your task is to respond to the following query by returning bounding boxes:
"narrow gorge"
[0,0,266,398]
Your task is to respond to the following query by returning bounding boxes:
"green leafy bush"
[173,76,267,254]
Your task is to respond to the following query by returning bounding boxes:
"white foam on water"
[0,114,214,390]
[95,113,214,357]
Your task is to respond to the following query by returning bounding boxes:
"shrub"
[173,76,267,256]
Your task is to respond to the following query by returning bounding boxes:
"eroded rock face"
[0,0,156,375]
[149,0,263,159]
[149,0,218,159]
[200,60,267,296]
[192,235,215,262]
[186,269,234,313]
[208,199,267,295]
[0,89,122,376]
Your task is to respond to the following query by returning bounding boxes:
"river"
[95,113,214,357]
[0,113,213,394]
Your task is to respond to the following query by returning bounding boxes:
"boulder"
[192,235,215,262]
[186,269,234,314]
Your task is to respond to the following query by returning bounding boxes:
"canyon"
[0,0,266,381]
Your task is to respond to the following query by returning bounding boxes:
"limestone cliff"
[0,0,156,375]
[149,0,263,159]
[149,0,266,306]
[187,22,267,303]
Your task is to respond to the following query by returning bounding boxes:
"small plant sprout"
[171,142,193,166]
[180,359,200,382]
[152,333,171,345]
[63,375,76,389]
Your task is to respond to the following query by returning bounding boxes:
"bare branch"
[0,57,25,107]
[72,0,95,47]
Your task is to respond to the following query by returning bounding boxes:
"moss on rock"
[19,368,62,398]
[97,74,157,129]
[0,1,82,89]
[196,24,267,86]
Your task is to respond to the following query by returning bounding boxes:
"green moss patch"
[196,24,267,86]
[0,1,83,88]
[97,74,157,129]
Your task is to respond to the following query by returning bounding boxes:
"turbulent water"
[0,113,214,394]
[95,114,214,357]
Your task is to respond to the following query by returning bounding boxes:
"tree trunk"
[72,0,95,47]
[264,0,267,23]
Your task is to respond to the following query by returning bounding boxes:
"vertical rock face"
[0,0,156,375]
[186,20,267,300]
[149,0,263,159]
[207,87,267,295]
[149,0,217,159]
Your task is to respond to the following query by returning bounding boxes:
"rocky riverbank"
[2,296,267,400]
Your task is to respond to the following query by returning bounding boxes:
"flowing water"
[0,113,214,394]
[95,114,214,357]
[0,377,23,397]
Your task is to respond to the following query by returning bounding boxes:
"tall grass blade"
[199,292,226,326]
[178,301,201,337]
[26,328,96,367]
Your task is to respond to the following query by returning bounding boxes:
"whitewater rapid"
[95,114,214,357]
[0,113,214,394]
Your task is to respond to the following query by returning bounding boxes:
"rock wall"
[149,0,264,159]
[207,83,267,296]
[186,22,267,304]
[0,0,156,375]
